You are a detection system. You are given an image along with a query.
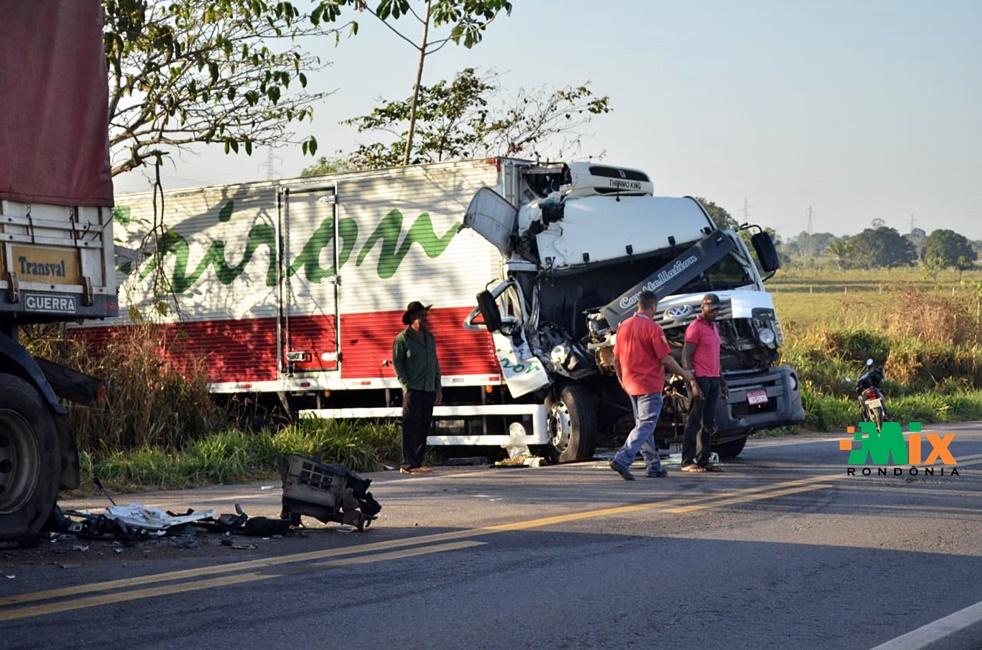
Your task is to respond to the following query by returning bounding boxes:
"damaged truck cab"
[463,161,804,462]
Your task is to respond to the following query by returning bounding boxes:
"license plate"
[747,389,769,405]
[866,398,881,409]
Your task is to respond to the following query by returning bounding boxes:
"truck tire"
[712,436,748,459]
[544,384,597,463]
[0,375,61,540]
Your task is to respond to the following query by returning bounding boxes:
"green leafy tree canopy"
[315,0,513,165]
[847,226,917,269]
[923,229,977,269]
[340,68,610,169]
[105,0,348,176]
[693,197,739,231]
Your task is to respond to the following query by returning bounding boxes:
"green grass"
[76,419,402,494]
[765,265,982,435]
[770,266,982,328]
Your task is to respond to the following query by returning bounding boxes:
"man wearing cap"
[393,301,442,474]
[680,293,728,472]
[610,290,694,481]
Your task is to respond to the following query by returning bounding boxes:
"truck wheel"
[0,375,60,540]
[712,436,748,459]
[544,384,597,463]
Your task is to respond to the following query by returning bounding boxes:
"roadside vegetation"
[769,266,982,433]
[24,323,402,494]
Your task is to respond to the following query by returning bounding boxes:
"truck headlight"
[758,327,776,347]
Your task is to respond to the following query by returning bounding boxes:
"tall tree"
[923,229,977,271]
[693,198,739,231]
[105,0,345,177]
[848,227,917,268]
[905,227,927,259]
[792,231,835,258]
[340,68,610,168]
[318,0,512,166]
[826,237,851,270]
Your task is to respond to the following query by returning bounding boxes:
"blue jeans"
[613,393,663,474]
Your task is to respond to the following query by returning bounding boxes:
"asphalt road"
[2,425,981,650]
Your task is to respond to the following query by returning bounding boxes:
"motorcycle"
[848,358,889,432]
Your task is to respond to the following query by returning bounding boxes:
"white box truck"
[89,157,802,465]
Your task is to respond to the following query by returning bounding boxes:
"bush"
[24,322,226,457]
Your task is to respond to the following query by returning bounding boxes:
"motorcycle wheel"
[872,407,883,433]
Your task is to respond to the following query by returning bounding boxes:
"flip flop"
[681,464,707,473]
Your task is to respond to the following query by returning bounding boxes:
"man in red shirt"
[610,290,694,480]
[680,293,729,472]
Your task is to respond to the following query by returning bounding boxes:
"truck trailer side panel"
[93,160,508,391]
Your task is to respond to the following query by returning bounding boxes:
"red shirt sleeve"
[651,323,672,360]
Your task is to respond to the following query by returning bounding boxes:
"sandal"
[681,464,707,473]
[703,463,724,472]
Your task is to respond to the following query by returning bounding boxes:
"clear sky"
[114,0,982,242]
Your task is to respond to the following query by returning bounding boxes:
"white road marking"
[868,599,982,650]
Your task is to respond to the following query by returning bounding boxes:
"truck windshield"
[679,252,755,293]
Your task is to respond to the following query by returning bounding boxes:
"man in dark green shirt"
[393,301,442,474]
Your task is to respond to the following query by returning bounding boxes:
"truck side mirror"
[476,290,502,333]
[751,231,780,273]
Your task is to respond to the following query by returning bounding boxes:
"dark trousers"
[402,389,436,469]
[682,377,720,467]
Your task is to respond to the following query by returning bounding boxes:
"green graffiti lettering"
[847,421,908,465]
[355,209,459,279]
[288,217,359,282]
[130,201,458,292]
[141,224,277,292]
[140,203,278,291]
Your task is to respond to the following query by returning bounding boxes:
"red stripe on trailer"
[76,307,499,386]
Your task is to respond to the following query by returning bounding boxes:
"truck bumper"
[717,365,805,439]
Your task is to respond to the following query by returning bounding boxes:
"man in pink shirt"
[610,290,694,480]
[680,293,729,472]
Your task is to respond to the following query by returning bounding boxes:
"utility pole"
[808,205,813,235]
[742,198,752,224]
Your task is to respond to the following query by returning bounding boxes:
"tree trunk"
[403,0,432,166]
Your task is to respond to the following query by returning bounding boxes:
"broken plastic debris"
[104,504,217,534]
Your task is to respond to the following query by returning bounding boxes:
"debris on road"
[278,455,382,531]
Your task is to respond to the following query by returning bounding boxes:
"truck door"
[277,185,342,376]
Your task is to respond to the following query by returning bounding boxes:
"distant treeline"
[777,227,978,273]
